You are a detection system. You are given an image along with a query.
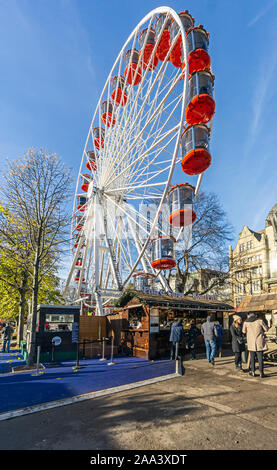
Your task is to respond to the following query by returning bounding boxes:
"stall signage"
[143,288,184,298]
[52,336,62,346]
[72,322,79,343]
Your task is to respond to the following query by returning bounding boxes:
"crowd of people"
[169,312,271,378]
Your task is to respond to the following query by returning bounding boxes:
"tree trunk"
[17,271,28,347]
[27,241,41,366]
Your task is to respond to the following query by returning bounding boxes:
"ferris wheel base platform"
[0,356,180,421]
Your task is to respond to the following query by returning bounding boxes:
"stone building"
[229,204,277,308]
[168,268,231,303]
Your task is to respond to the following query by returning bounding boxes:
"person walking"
[185,321,200,360]
[1,323,14,353]
[230,315,246,372]
[201,315,218,365]
[215,321,224,357]
[169,318,184,360]
[242,312,268,378]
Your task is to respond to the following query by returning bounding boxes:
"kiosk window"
[44,314,74,332]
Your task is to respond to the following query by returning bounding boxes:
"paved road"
[1,351,277,450]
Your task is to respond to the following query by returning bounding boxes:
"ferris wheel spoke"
[105,204,134,272]
[102,59,181,185]
[105,194,152,239]
[105,123,179,192]
[108,33,172,161]
[107,74,181,182]
[123,114,182,188]
[108,97,180,185]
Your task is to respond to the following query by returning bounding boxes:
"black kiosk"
[31,305,81,362]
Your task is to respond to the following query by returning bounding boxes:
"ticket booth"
[32,305,81,362]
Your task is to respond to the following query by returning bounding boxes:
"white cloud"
[245,45,277,155]
[248,0,277,27]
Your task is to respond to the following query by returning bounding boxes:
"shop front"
[236,293,277,348]
[24,305,80,362]
[106,290,233,360]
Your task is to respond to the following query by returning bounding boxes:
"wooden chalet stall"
[106,290,233,360]
[236,293,277,359]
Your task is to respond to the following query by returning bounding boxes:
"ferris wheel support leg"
[99,205,122,291]
[95,292,104,316]
[93,198,101,295]
[63,233,85,298]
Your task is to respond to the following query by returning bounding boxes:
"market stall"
[106,290,233,359]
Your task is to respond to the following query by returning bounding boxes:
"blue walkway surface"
[0,350,26,373]
[0,354,175,414]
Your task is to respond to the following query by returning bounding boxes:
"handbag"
[241,349,248,364]
[237,336,245,345]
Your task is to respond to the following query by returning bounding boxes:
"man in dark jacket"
[185,321,201,360]
[1,323,14,353]
[201,315,218,365]
[169,318,184,360]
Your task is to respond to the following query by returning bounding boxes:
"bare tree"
[2,149,72,365]
[168,191,234,297]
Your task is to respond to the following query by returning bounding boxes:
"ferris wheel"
[63,6,215,315]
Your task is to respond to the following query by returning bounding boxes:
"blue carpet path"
[0,352,175,414]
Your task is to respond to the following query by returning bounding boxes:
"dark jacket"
[216,324,224,338]
[169,320,184,343]
[185,325,201,347]
[2,325,14,340]
[230,323,245,353]
[201,316,218,341]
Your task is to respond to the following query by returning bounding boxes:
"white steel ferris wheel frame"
[64,6,206,315]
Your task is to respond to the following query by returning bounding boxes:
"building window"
[235,284,243,294]
[240,244,245,252]
[235,297,243,308]
[251,280,261,292]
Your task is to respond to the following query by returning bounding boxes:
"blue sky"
[0,0,277,247]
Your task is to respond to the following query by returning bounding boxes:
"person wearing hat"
[242,312,268,378]
[230,315,246,372]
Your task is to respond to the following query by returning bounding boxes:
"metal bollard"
[107,336,116,365]
[99,337,107,361]
[51,343,55,363]
[73,341,84,370]
[31,346,43,376]
[176,356,184,376]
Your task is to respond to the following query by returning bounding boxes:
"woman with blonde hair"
[230,315,245,371]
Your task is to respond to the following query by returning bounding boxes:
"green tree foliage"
[0,149,72,359]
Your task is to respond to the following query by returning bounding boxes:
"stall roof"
[115,290,233,311]
[236,293,277,313]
